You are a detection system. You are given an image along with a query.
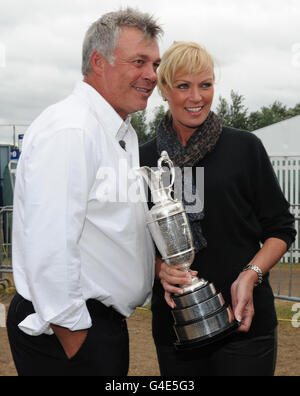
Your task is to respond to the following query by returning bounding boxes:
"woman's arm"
[231,237,287,332]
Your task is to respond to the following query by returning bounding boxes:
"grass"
[275,299,300,323]
[0,286,15,299]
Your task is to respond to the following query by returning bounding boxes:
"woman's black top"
[139,126,296,345]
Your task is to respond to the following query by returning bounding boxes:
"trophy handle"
[159,151,175,200]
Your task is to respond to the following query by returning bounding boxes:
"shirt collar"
[73,80,131,139]
[116,115,132,142]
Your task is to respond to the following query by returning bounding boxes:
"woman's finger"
[161,279,184,295]
[159,262,193,286]
[164,291,176,309]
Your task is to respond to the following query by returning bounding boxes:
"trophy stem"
[176,274,208,295]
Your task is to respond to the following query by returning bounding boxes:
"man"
[7,8,162,376]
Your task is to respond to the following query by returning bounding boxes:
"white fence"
[271,157,300,263]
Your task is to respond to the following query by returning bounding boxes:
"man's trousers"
[6,293,129,376]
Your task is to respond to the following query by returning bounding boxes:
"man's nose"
[142,63,157,83]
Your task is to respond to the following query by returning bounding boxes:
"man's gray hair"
[82,7,163,76]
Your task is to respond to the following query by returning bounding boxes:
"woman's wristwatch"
[242,265,263,286]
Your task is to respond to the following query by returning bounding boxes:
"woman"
[139,42,296,376]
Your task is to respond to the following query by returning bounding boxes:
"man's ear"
[90,50,105,76]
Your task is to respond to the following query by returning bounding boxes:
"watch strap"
[242,264,263,286]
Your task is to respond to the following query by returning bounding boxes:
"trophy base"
[174,319,240,351]
[172,280,240,350]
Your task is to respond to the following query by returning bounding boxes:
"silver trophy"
[137,151,239,349]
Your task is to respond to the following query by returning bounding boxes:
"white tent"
[252,115,300,157]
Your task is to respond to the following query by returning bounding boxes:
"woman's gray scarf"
[156,111,222,253]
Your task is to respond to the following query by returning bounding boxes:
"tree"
[247,111,263,131]
[131,105,167,144]
[215,96,231,126]
[247,101,292,131]
[131,110,148,144]
[216,92,300,132]
[260,102,288,126]
[288,102,300,118]
[148,104,166,138]
[216,90,248,130]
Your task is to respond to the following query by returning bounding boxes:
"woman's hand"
[231,238,288,332]
[155,257,198,308]
[231,269,258,332]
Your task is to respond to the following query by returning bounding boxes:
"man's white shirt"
[12,81,155,336]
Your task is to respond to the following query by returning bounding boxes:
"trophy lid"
[136,151,175,205]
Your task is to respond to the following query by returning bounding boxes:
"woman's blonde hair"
[158,41,214,98]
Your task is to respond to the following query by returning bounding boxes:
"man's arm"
[19,128,94,337]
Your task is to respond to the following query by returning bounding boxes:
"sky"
[0,0,300,143]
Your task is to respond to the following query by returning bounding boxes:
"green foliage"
[131,109,148,144]
[275,300,296,321]
[0,286,16,297]
[132,104,166,144]
[148,105,166,137]
[216,90,248,130]
[216,91,300,131]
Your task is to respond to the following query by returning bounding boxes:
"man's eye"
[134,59,144,65]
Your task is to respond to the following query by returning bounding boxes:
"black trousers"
[6,293,129,376]
[154,329,277,376]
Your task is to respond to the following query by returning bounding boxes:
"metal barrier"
[272,213,300,302]
[0,206,13,289]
